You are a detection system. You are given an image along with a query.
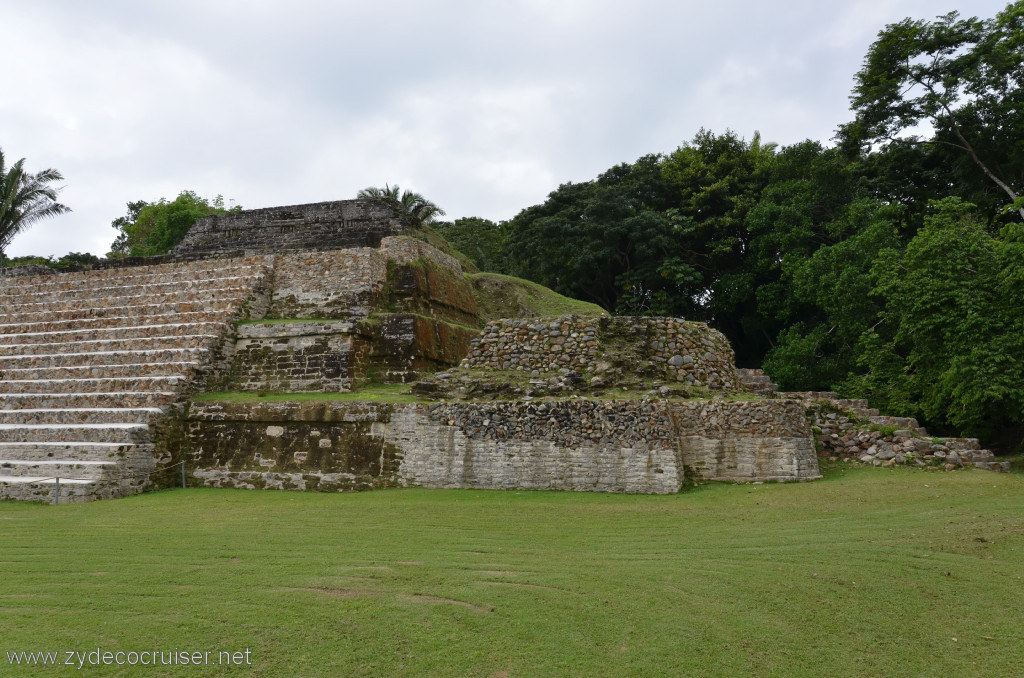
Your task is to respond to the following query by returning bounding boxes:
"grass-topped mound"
[467,272,608,322]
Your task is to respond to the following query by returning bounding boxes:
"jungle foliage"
[108,191,240,257]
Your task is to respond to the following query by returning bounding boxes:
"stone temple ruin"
[0,200,1007,502]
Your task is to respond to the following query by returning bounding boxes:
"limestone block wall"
[266,242,477,322]
[366,315,480,382]
[670,400,819,481]
[229,321,369,392]
[270,249,388,319]
[462,316,740,390]
[172,200,405,256]
[225,314,479,391]
[182,401,402,492]
[181,397,819,494]
[387,259,480,325]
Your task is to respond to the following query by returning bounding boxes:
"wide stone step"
[4,285,254,315]
[870,415,925,432]
[0,476,108,503]
[0,392,177,409]
[0,297,246,325]
[783,391,841,400]
[0,441,153,462]
[0,408,164,426]
[965,449,996,463]
[0,334,219,358]
[941,437,981,451]
[0,321,229,346]
[0,361,199,382]
[2,272,265,304]
[0,375,187,394]
[0,423,151,444]
[0,259,269,296]
[0,346,208,369]
[0,459,117,479]
[973,460,1012,472]
[0,310,237,336]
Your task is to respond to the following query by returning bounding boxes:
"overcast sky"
[1,0,1010,258]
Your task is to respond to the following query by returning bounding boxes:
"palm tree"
[0,148,71,267]
[357,184,445,227]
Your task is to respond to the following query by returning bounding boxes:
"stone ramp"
[0,256,272,502]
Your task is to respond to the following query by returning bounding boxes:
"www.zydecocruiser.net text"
[6,648,252,669]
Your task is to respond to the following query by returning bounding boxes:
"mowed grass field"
[2,466,1023,677]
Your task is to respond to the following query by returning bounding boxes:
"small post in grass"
[54,477,60,506]
[181,461,186,489]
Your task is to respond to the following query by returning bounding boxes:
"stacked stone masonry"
[0,257,273,502]
[172,199,405,257]
[462,316,740,390]
[182,398,820,493]
[225,237,480,392]
[230,321,367,392]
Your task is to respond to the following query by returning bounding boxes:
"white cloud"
[0,0,1012,257]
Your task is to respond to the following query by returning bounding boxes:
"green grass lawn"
[2,467,1023,677]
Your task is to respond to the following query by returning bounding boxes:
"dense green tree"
[507,131,776,334]
[0,147,71,267]
[109,191,238,257]
[432,216,510,273]
[357,184,445,227]
[761,199,903,390]
[507,154,681,313]
[659,130,776,362]
[844,198,1024,439]
[840,2,1024,220]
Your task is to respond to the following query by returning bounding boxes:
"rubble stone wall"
[462,316,739,390]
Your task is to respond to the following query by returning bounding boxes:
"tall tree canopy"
[840,1,1024,220]
[0,147,70,267]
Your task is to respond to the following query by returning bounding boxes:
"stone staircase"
[788,392,1007,472]
[736,368,778,395]
[0,257,272,502]
[737,370,1007,472]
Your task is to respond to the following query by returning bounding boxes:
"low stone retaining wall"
[181,397,819,493]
